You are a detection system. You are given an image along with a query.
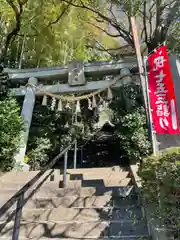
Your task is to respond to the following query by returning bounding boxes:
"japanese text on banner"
[148,45,179,134]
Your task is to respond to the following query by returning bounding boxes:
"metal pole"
[73,140,77,169]
[81,148,83,168]
[143,56,157,155]
[63,151,68,187]
[12,194,24,240]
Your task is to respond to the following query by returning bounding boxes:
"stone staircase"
[0,166,150,239]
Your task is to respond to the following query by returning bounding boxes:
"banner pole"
[130,17,153,145]
[130,17,148,115]
[143,56,157,155]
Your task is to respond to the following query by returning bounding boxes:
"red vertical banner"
[148,45,179,134]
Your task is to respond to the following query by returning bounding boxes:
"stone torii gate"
[6,59,137,169]
[5,55,180,170]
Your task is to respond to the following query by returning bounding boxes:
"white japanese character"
[157,104,163,110]
[155,87,167,95]
[156,95,166,103]
[155,70,166,83]
[156,93,166,98]
[159,117,169,130]
[153,52,165,71]
[156,99,163,105]
[156,104,163,117]
[154,70,167,95]
[163,104,170,117]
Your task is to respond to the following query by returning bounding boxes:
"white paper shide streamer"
[88,98,92,110]
[107,87,113,100]
[66,102,71,109]
[92,96,97,108]
[57,99,63,112]
[42,95,47,106]
[76,100,81,113]
[65,122,69,128]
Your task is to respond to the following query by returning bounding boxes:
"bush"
[27,137,52,170]
[111,84,151,164]
[139,147,180,238]
[0,98,23,171]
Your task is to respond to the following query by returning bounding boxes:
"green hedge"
[139,147,180,238]
[0,98,23,171]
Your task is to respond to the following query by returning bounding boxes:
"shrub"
[0,98,23,171]
[111,84,151,164]
[27,137,52,170]
[139,147,180,238]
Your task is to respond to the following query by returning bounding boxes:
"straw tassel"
[65,122,69,128]
[98,94,103,104]
[51,97,56,111]
[42,95,47,106]
[107,87,113,100]
[92,96,97,108]
[103,100,108,108]
[66,102,71,109]
[88,98,92,110]
[76,100,81,113]
[57,99,63,111]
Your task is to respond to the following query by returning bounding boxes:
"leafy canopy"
[0,0,116,67]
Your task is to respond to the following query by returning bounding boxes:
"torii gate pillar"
[14,77,38,170]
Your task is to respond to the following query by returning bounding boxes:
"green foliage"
[111,84,151,163]
[0,72,10,100]
[168,22,180,58]
[0,0,113,67]
[26,100,93,170]
[0,98,23,171]
[139,147,180,238]
[27,137,52,170]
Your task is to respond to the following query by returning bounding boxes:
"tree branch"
[163,0,180,36]
[86,41,136,59]
[46,0,73,28]
[1,0,28,63]
[61,0,133,46]
[108,2,118,24]
[16,2,73,42]
[143,0,148,43]
[88,21,121,38]
[156,0,162,29]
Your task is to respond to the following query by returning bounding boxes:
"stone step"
[0,169,128,185]
[48,168,126,182]
[0,173,129,188]
[0,171,40,182]
[69,172,129,181]
[0,221,149,238]
[0,237,150,240]
[0,186,135,212]
[0,169,54,191]
[0,177,131,190]
[0,186,134,200]
[66,166,121,174]
[0,205,143,222]
[80,178,131,187]
[0,194,138,211]
[0,170,129,187]
[32,186,134,198]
